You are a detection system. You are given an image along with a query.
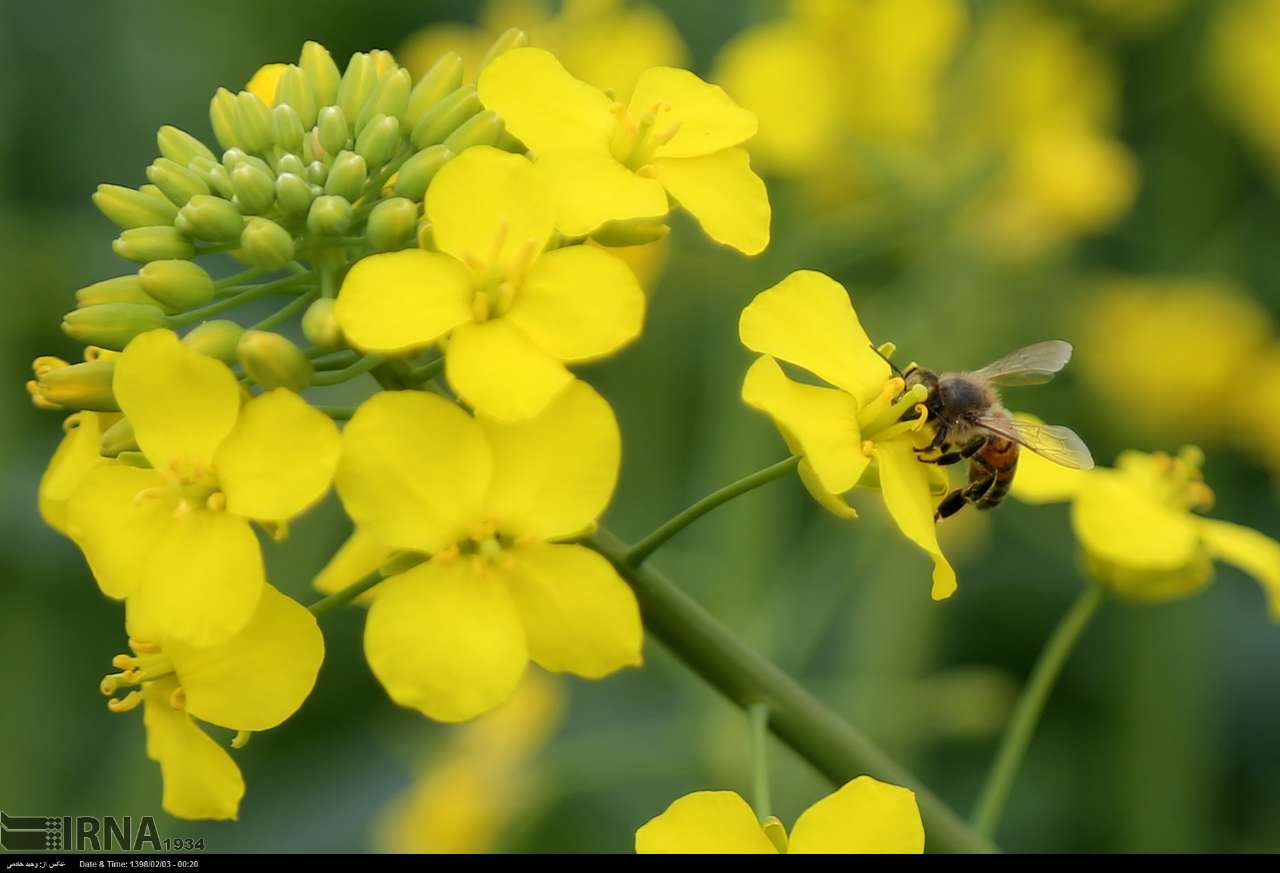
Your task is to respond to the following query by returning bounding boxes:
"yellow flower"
[1013,441,1280,615]
[335,146,645,421]
[66,330,341,646]
[245,63,287,103]
[1208,0,1280,185]
[39,411,119,536]
[377,673,565,853]
[738,270,956,599]
[334,380,643,722]
[635,775,924,853]
[100,584,325,820]
[477,47,770,255]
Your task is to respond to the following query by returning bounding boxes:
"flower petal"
[426,146,555,268]
[873,441,957,599]
[630,66,757,159]
[336,391,491,554]
[445,320,574,422]
[364,559,528,722]
[503,543,642,677]
[313,527,393,602]
[536,151,669,237]
[648,148,769,255]
[246,63,286,103]
[797,458,858,519]
[788,776,925,854]
[169,584,325,731]
[213,389,340,522]
[66,465,170,599]
[142,678,244,821]
[113,330,241,471]
[508,245,645,364]
[477,47,614,154]
[335,250,472,354]
[1200,518,1280,619]
[635,791,777,854]
[739,271,890,405]
[480,380,620,540]
[40,412,114,535]
[742,356,866,495]
[1071,469,1201,572]
[130,510,264,647]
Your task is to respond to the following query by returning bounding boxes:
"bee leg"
[915,421,949,455]
[935,488,969,520]
[919,436,987,467]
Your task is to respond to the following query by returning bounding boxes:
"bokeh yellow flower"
[38,411,119,535]
[335,381,642,722]
[635,775,924,853]
[66,330,340,646]
[335,146,645,421]
[100,584,325,820]
[1208,0,1280,185]
[738,270,956,599]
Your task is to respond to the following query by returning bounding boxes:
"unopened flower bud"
[238,329,312,391]
[176,194,244,242]
[275,172,314,216]
[277,153,306,178]
[307,195,353,236]
[112,227,195,262]
[210,87,244,151]
[317,105,350,157]
[92,184,178,229]
[76,275,158,308]
[100,416,138,456]
[478,28,529,74]
[274,65,318,128]
[240,217,296,270]
[410,85,480,149]
[272,104,305,152]
[157,125,216,168]
[33,359,118,411]
[393,145,452,201]
[590,217,671,247]
[62,303,168,349]
[355,114,400,169]
[195,160,235,198]
[325,150,367,201]
[183,319,243,362]
[301,297,344,349]
[138,260,215,310]
[146,158,210,208]
[366,197,418,252]
[443,110,504,154]
[230,163,276,214]
[358,67,411,132]
[300,41,341,107]
[305,160,328,186]
[405,52,464,128]
[337,53,378,125]
[236,90,274,154]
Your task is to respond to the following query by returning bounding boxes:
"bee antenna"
[869,343,905,378]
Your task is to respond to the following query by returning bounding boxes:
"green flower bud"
[138,260,215,310]
[366,197,418,252]
[222,146,248,171]
[275,172,314,215]
[317,105,350,156]
[324,150,367,201]
[92,184,178,229]
[272,104,305,152]
[210,87,243,151]
[277,153,306,178]
[443,110,504,154]
[405,51,464,128]
[176,193,244,242]
[301,297,344,349]
[357,67,411,131]
[590,217,671,247]
[236,90,274,154]
[146,158,210,207]
[478,27,529,74]
[100,416,138,457]
[76,275,159,308]
[238,329,312,391]
[183,319,243,362]
[337,53,378,125]
[305,160,328,186]
[230,163,276,214]
[62,303,168,349]
[240,217,296,270]
[307,195,353,236]
[410,85,480,149]
[274,64,318,128]
[495,129,526,153]
[34,359,119,412]
[354,114,400,169]
[112,227,195,262]
[300,41,341,107]
[157,125,216,168]
[393,145,452,201]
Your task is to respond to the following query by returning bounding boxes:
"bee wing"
[973,341,1073,386]
[975,415,1095,470]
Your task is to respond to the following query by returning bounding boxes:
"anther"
[168,687,186,710]
[128,638,161,654]
[62,413,85,434]
[107,691,142,713]
[861,440,877,458]
[232,731,252,750]
[133,487,166,505]
[112,654,136,670]
[206,491,227,512]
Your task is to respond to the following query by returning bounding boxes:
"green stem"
[308,569,384,616]
[312,354,385,386]
[970,582,1105,840]
[404,356,444,385]
[251,288,319,331]
[213,266,265,291]
[167,272,315,326]
[749,702,771,820]
[586,527,995,854]
[626,455,800,565]
[313,351,362,370]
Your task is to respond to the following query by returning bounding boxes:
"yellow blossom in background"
[1080,0,1185,37]
[100,584,324,820]
[1013,441,1280,615]
[400,0,686,99]
[738,270,956,599]
[478,47,770,255]
[1233,345,1280,477]
[335,146,645,421]
[1208,0,1280,185]
[38,411,118,535]
[377,673,566,853]
[65,330,340,646]
[335,381,642,722]
[635,775,924,853]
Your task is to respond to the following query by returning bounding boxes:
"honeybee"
[896,341,1094,520]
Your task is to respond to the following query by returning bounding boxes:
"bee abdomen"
[971,438,1018,510]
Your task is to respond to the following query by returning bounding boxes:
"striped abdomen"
[970,437,1018,510]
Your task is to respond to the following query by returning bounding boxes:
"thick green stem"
[970,582,1105,840]
[586,527,995,854]
[626,455,800,565]
[251,288,319,331]
[167,272,315,326]
[312,354,385,386]
[749,702,771,820]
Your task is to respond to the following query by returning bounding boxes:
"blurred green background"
[3,0,1280,853]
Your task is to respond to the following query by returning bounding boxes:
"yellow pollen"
[909,404,929,431]
[206,491,227,512]
[112,654,134,670]
[100,675,121,695]
[129,639,161,654]
[232,730,252,749]
[861,439,877,457]
[107,691,142,713]
[32,355,68,376]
